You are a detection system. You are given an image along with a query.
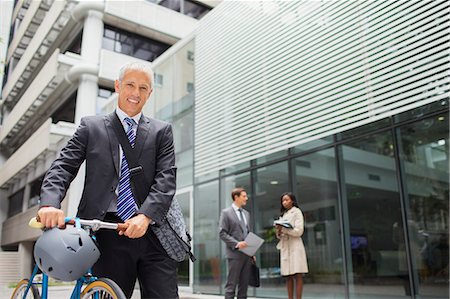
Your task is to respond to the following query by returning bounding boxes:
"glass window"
[220,172,252,294]
[102,25,170,62]
[175,190,192,286]
[150,0,210,19]
[51,92,76,123]
[187,82,194,93]
[176,149,193,188]
[173,106,194,188]
[397,112,449,298]
[222,161,250,176]
[159,0,181,12]
[154,73,163,87]
[256,149,288,165]
[183,0,210,19]
[252,162,289,298]
[336,118,391,142]
[187,50,194,62]
[194,180,220,294]
[395,99,449,124]
[28,176,44,208]
[8,188,24,217]
[340,131,405,298]
[66,30,82,54]
[97,87,115,115]
[293,149,345,298]
[294,136,334,154]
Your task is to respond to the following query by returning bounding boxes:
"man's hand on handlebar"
[37,206,66,228]
[119,214,151,239]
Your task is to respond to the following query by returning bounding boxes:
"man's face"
[234,191,248,208]
[115,70,152,117]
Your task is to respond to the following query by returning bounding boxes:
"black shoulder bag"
[111,115,195,262]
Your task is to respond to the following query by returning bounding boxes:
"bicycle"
[10,217,128,299]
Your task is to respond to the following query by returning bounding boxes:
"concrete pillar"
[74,10,104,124]
[70,9,104,218]
[18,242,33,279]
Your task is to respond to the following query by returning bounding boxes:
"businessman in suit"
[219,187,253,299]
[37,61,178,299]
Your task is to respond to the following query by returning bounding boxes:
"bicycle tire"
[80,277,126,299]
[10,279,41,299]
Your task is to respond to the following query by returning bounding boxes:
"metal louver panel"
[194,0,449,177]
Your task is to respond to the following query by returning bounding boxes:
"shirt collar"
[115,107,141,126]
[232,203,241,211]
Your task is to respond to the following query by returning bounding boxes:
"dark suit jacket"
[219,206,251,259]
[39,112,176,225]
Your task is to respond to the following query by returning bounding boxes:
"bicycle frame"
[23,264,100,299]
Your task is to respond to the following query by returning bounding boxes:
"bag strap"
[111,114,196,262]
[111,114,143,177]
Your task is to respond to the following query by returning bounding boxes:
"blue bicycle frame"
[23,264,98,299]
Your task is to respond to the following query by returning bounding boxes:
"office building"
[1,1,448,298]
[0,0,215,293]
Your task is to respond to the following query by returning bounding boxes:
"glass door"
[175,186,193,288]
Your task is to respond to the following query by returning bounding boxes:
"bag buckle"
[129,166,143,176]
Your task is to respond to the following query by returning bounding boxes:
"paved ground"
[3,285,256,299]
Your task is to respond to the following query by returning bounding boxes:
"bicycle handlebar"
[29,217,128,232]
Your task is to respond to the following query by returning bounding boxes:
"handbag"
[111,114,195,262]
[249,260,260,287]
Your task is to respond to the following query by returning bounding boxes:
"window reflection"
[175,191,191,286]
[341,132,405,298]
[194,181,220,294]
[294,149,344,298]
[253,162,289,298]
[398,113,449,297]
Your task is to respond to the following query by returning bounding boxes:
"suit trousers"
[93,213,178,299]
[225,254,252,299]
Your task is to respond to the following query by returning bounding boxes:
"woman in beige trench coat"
[276,192,308,299]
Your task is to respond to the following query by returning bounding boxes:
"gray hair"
[118,61,154,89]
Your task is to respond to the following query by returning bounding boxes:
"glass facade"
[149,39,195,286]
[397,113,449,297]
[191,101,449,298]
[148,39,195,189]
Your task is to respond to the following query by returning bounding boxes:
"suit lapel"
[104,113,120,175]
[229,207,245,234]
[135,115,151,159]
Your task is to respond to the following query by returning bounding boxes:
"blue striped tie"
[117,117,138,221]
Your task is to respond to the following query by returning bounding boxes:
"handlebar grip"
[28,217,44,229]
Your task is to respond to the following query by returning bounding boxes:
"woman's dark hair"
[280,192,299,215]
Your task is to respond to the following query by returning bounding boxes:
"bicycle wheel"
[80,278,126,299]
[10,279,40,299]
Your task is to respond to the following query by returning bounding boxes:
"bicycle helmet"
[34,226,100,281]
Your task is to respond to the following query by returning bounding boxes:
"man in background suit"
[37,61,178,299]
[219,187,253,299]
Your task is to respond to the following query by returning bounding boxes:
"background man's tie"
[238,208,248,237]
[117,117,138,221]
